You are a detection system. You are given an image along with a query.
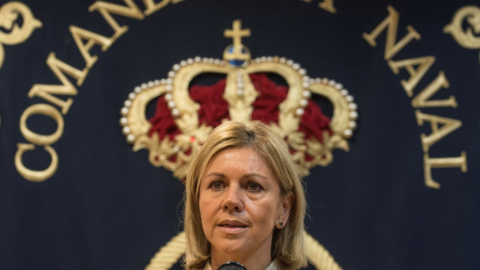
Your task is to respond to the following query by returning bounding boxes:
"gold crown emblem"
[120,20,358,180]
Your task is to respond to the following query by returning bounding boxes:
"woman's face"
[199,147,292,264]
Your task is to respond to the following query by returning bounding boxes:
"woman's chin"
[212,240,248,257]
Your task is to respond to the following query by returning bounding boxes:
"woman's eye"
[247,182,262,192]
[210,180,224,190]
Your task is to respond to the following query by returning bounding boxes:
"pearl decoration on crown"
[120,54,358,143]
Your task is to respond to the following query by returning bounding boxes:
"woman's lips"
[218,221,248,233]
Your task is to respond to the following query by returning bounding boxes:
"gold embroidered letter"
[89,0,144,38]
[70,25,115,68]
[19,104,64,146]
[411,71,457,108]
[388,56,435,97]
[28,53,87,114]
[15,144,59,182]
[363,5,421,60]
[423,152,467,189]
[415,110,462,152]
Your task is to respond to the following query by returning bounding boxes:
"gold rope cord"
[145,232,186,270]
[145,230,342,270]
[304,231,342,270]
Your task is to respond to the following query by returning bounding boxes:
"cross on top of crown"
[224,20,251,64]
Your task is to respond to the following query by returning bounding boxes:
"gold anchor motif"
[0,1,42,68]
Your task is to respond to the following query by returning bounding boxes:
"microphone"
[217,261,247,270]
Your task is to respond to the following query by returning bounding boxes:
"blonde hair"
[184,121,307,270]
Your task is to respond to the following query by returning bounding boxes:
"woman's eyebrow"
[240,173,268,180]
[204,172,268,180]
[204,172,226,178]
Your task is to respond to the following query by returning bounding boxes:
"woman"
[184,121,307,270]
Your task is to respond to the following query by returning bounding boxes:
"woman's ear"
[279,192,294,223]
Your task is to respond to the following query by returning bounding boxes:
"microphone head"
[217,261,247,270]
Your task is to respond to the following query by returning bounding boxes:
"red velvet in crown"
[148,73,331,148]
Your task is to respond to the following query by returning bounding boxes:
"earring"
[278,221,284,228]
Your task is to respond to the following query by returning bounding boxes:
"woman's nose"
[221,185,244,212]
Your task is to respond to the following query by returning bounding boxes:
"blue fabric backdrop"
[0,0,479,269]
